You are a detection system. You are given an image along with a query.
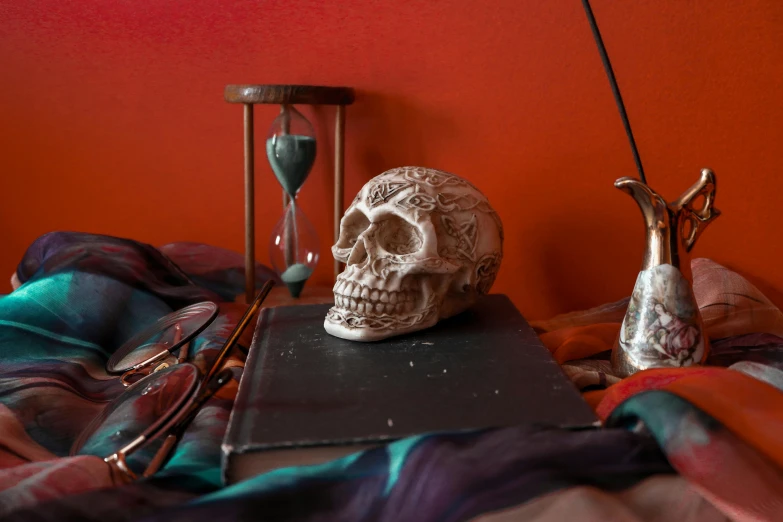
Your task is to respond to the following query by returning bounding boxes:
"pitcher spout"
[615,176,680,274]
[614,177,667,219]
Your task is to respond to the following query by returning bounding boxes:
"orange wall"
[2,1,783,320]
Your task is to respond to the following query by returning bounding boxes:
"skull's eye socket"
[336,210,370,249]
[377,215,423,255]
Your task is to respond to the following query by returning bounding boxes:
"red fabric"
[540,323,619,364]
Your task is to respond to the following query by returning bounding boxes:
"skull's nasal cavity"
[348,237,369,267]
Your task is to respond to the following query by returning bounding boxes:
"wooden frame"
[224,84,355,299]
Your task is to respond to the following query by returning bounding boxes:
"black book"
[221,294,598,484]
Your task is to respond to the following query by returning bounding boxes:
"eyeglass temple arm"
[141,368,235,477]
[202,280,274,384]
[172,323,182,344]
[142,434,178,478]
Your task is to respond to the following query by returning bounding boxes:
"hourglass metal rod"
[281,104,292,214]
[278,104,296,269]
[243,103,255,301]
[334,105,345,279]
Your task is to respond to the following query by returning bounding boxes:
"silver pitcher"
[611,169,720,378]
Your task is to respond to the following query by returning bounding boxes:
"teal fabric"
[0,232,674,521]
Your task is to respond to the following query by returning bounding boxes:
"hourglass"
[224,84,355,301]
[266,105,318,297]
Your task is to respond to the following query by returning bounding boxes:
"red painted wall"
[2,1,782,320]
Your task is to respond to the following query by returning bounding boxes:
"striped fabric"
[1,232,782,521]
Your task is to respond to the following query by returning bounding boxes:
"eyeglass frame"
[71,281,275,481]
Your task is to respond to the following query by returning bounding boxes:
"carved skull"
[324,166,504,341]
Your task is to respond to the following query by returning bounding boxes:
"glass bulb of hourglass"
[269,202,320,298]
[266,104,317,198]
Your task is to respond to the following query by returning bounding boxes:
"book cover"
[221,294,598,484]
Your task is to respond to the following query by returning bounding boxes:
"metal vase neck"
[615,168,720,281]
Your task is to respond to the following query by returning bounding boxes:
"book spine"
[220,306,274,484]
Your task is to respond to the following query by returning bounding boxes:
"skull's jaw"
[323,305,438,342]
[324,272,443,342]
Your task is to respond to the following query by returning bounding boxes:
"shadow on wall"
[535,210,642,316]
[306,90,457,232]
[345,90,457,183]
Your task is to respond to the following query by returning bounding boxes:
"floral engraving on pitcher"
[618,264,704,368]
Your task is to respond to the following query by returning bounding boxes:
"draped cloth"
[2,232,783,521]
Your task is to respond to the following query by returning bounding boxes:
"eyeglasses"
[107,301,220,387]
[68,281,274,481]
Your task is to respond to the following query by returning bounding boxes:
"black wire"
[580,0,647,185]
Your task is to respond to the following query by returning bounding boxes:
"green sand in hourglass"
[266,134,318,297]
[266,135,317,198]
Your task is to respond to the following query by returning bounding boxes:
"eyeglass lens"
[107,302,218,373]
[70,364,200,471]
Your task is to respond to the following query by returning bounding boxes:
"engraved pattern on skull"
[324,166,504,342]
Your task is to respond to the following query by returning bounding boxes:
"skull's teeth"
[337,299,399,315]
[333,280,415,316]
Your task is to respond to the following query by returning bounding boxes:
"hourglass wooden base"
[260,285,335,309]
[224,84,355,299]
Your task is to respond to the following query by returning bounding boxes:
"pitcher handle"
[673,169,720,252]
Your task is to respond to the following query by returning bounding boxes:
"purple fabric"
[3,425,671,522]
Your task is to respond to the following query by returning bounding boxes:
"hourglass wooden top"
[224,85,355,106]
